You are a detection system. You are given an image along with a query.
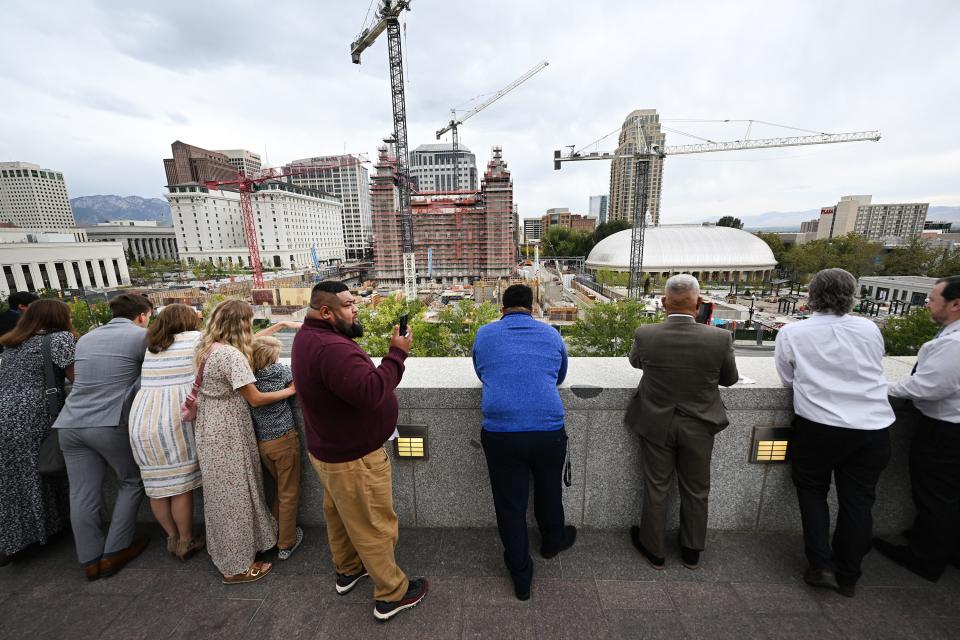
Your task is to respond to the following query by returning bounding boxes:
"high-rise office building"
[286,155,373,261]
[589,195,608,225]
[409,143,478,192]
[214,149,262,177]
[608,109,665,225]
[165,181,345,270]
[800,219,819,234]
[523,218,542,243]
[163,141,242,186]
[816,195,928,243]
[0,162,76,228]
[372,146,514,285]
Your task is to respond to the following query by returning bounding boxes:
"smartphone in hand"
[398,313,409,337]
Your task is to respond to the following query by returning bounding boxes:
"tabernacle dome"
[585,224,777,282]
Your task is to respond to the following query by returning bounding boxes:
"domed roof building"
[585,225,777,283]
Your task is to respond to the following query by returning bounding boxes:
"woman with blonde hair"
[194,299,296,584]
[0,299,76,565]
[128,303,205,561]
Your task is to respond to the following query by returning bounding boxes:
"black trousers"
[481,429,567,591]
[908,413,960,578]
[791,417,891,584]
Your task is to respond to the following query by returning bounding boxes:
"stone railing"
[283,356,919,534]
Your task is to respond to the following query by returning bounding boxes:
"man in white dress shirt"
[775,268,895,597]
[874,275,960,582]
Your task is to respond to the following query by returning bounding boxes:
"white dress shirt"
[888,319,960,424]
[775,312,895,430]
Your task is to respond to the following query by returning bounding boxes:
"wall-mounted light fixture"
[394,424,428,460]
[750,426,792,463]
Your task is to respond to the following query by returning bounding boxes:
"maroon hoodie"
[291,317,407,462]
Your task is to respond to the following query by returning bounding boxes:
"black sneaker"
[680,546,701,570]
[630,526,665,570]
[803,566,836,590]
[374,577,429,621]
[541,525,577,559]
[335,566,369,595]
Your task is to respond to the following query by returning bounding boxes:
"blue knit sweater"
[472,311,568,432]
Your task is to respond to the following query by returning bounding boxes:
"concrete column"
[76,261,92,289]
[104,259,119,287]
[91,260,105,288]
[117,256,131,285]
[29,263,44,291]
[46,262,62,290]
[64,262,79,289]
[12,264,28,292]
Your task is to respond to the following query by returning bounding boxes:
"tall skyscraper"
[816,195,928,243]
[0,162,76,228]
[163,141,242,186]
[372,146,514,285]
[588,195,608,225]
[608,109,665,225]
[214,149,262,177]
[523,218,542,243]
[286,155,373,261]
[409,143,478,192]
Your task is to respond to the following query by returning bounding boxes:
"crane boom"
[553,119,882,299]
[435,59,549,138]
[350,0,417,300]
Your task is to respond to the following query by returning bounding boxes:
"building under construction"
[372,145,515,286]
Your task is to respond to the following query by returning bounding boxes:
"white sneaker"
[278,527,303,560]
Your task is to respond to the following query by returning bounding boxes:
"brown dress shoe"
[84,560,101,582]
[100,536,149,578]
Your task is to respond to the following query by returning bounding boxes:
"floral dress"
[0,332,74,556]
[194,344,277,575]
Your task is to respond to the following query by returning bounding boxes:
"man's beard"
[335,317,364,339]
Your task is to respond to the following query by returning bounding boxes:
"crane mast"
[436,59,549,192]
[554,123,882,299]
[352,0,417,299]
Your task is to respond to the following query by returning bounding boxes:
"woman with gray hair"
[774,268,894,598]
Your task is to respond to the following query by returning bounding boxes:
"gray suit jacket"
[624,314,739,445]
[53,318,147,429]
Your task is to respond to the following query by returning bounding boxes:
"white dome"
[586,225,777,273]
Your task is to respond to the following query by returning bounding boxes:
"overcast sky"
[2,0,958,222]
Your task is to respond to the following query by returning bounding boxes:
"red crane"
[203,155,369,289]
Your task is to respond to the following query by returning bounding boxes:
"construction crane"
[436,59,549,192]
[554,121,881,299]
[351,0,417,300]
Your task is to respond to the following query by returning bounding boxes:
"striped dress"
[129,330,203,498]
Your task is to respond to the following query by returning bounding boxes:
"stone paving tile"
[595,579,674,610]
[461,605,538,640]
[730,581,823,614]
[527,578,609,640]
[0,592,133,639]
[603,610,690,639]
[716,531,806,585]
[663,581,747,614]
[168,596,265,639]
[435,527,561,580]
[394,527,443,577]
[559,529,658,581]
[754,613,844,640]
[679,612,769,640]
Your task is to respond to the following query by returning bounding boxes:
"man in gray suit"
[54,293,153,581]
[625,274,738,570]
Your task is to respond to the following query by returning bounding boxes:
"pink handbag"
[180,343,219,423]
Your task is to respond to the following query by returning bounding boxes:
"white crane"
[436,59,549,191]
[554,120,881,299]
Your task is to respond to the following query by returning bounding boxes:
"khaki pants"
[257,430,302,550]
[308,448,408,602]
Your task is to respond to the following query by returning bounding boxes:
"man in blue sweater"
[472,284,576,601]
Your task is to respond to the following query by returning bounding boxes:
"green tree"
[882,308,939,356]
[717,216,744,229]
[356,296,427,357]
[592,219,631,245]
[595,269,629,286]
[754,232,787,266]
[70,300,112,335]
[926,245,960,278]
[881,237,936,276]
[434,299,500,356]
[541,226,595,257]
[831,233,882,278]
[567,300,661,356]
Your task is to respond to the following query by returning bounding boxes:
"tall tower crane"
[351,0,417,300]
[436,59,549,192]
[554,121,881,299]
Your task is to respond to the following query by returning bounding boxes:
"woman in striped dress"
[129,304,205,561]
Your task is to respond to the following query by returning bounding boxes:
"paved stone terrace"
[1,525,958,639]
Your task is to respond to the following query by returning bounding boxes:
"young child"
[250,336,303,560]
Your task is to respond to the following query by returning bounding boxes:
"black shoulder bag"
[38,334,67,475]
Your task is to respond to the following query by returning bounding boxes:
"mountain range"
[70,195,171,226]
[702,205,960,232]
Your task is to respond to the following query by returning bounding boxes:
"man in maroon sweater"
[291,281,428,621]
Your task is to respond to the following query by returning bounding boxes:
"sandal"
[174,535,206,562]
[222,561,272,585]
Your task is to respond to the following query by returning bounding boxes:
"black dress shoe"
[541,525,577,559]
[835,579,856,598]
[514,583,530,601]
[680,546,701,570]
[629,526,665,570]
[803,566,836,590]
[872,538,942,582]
